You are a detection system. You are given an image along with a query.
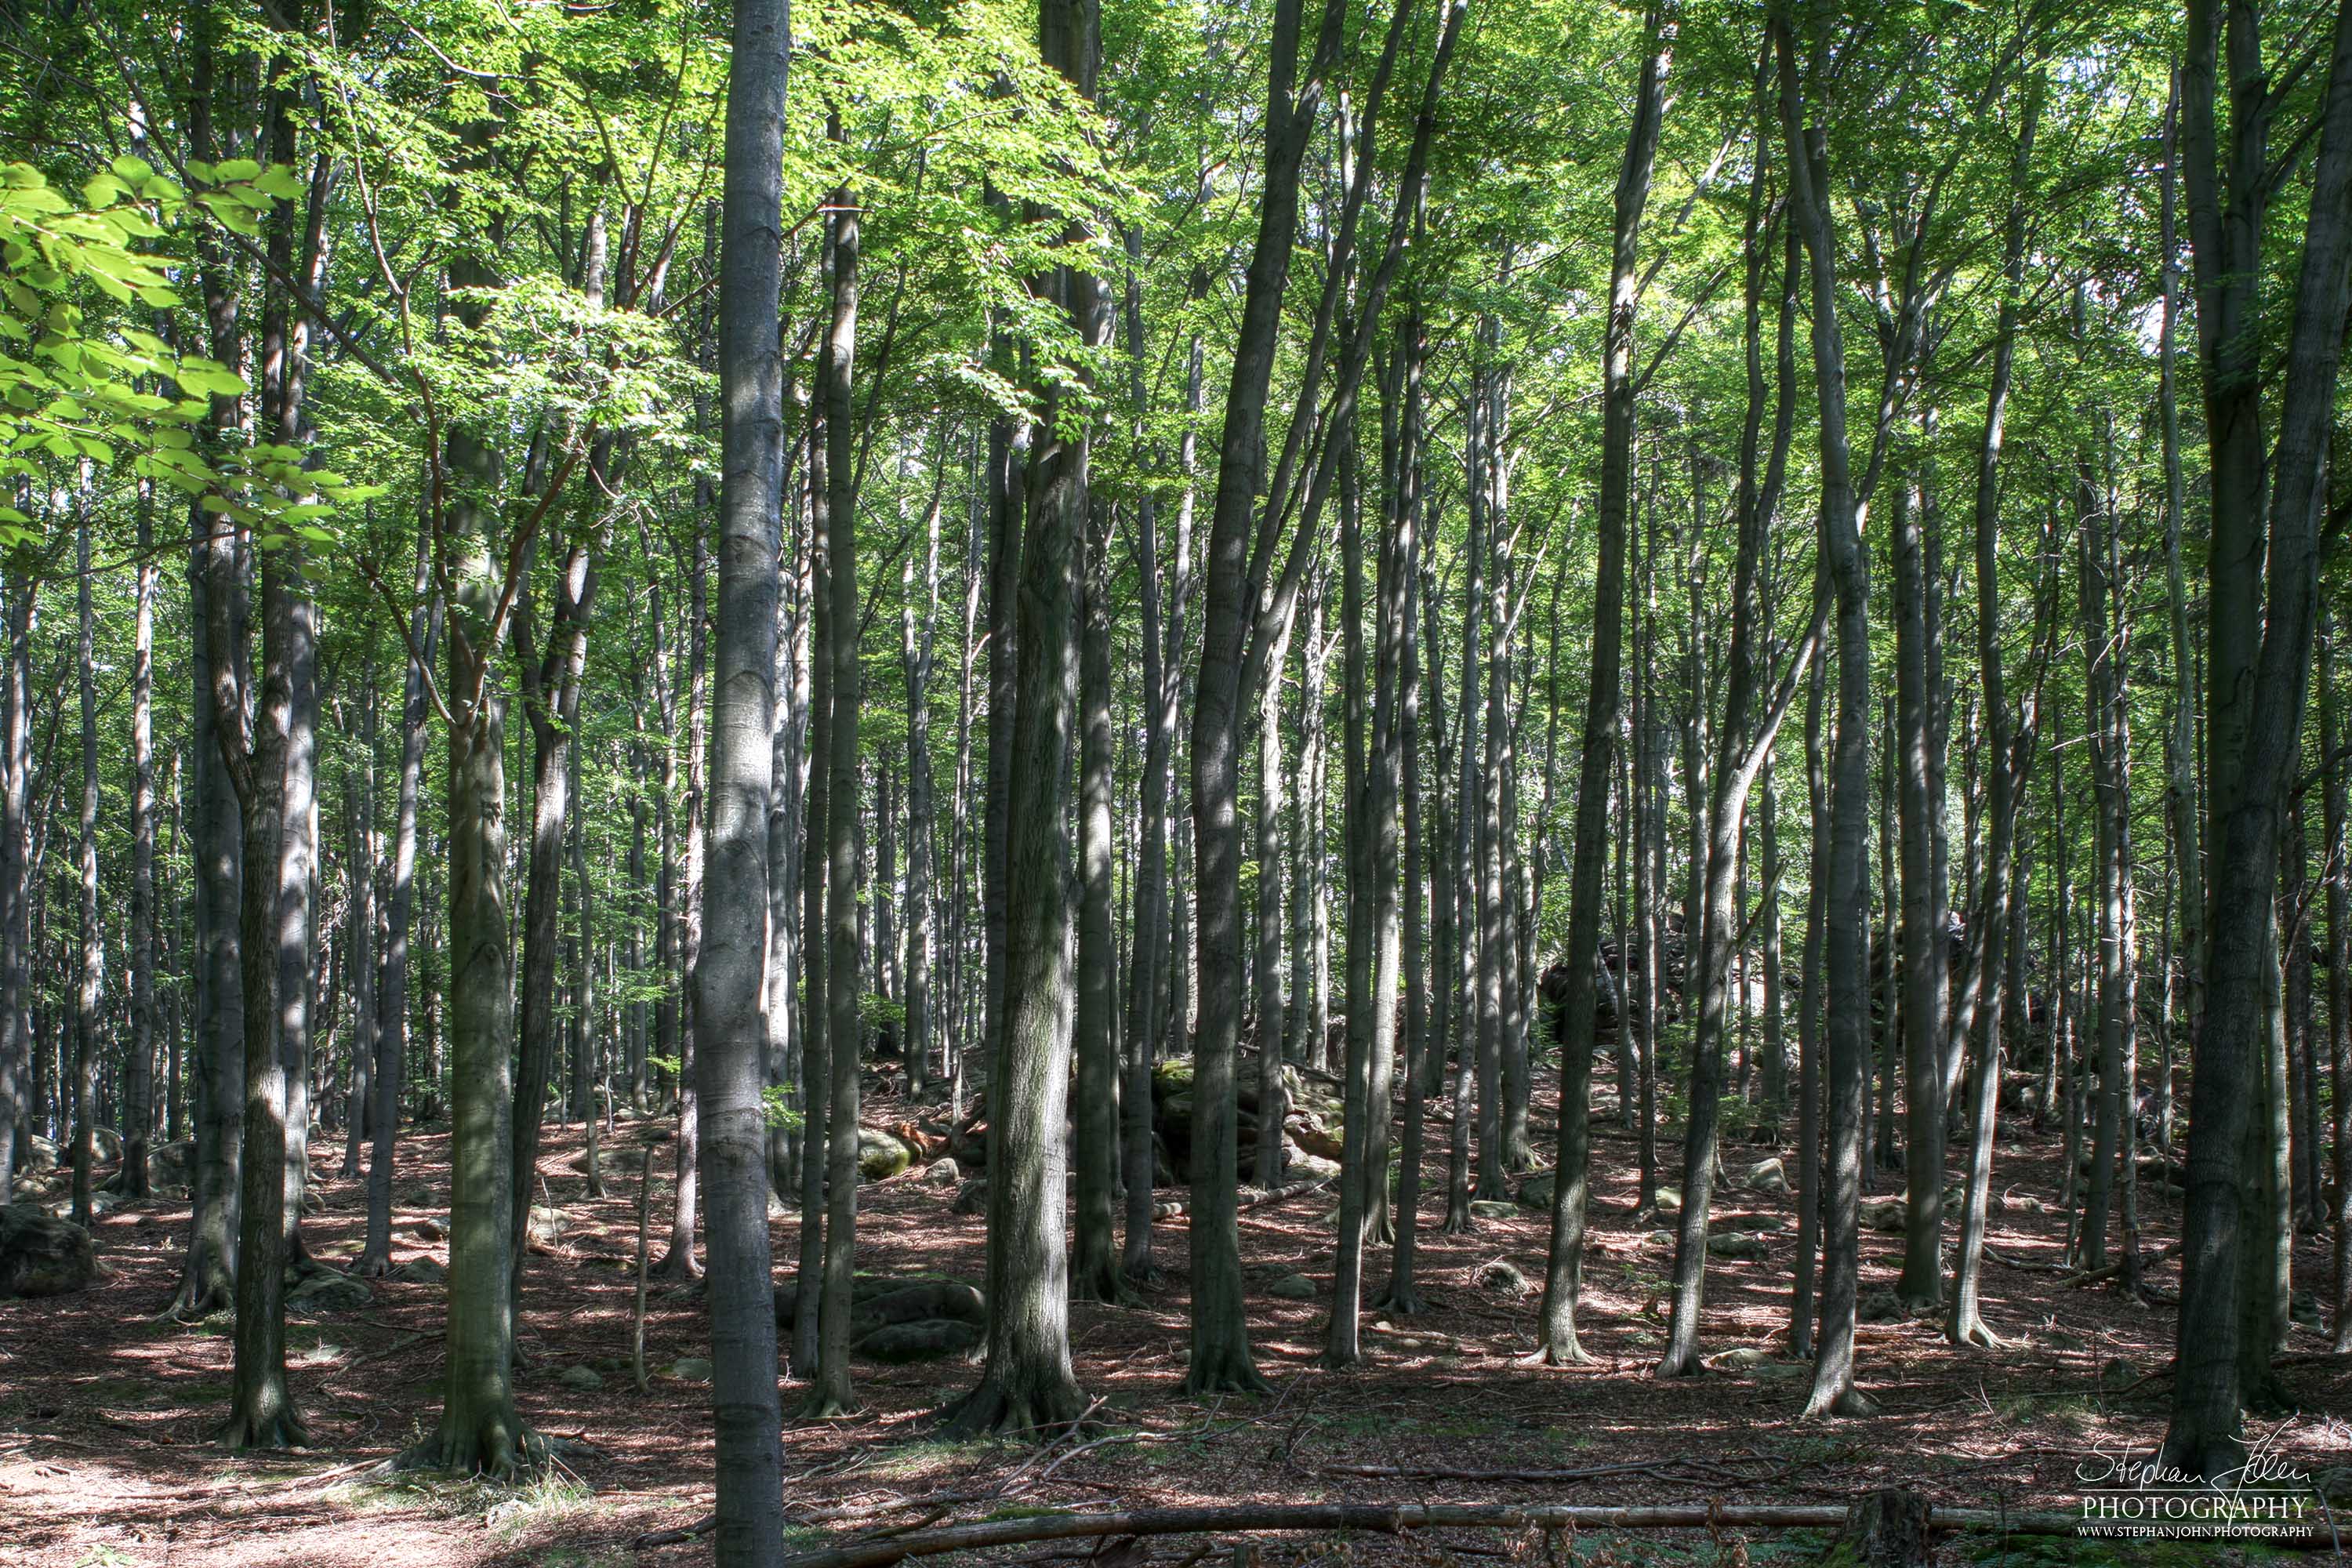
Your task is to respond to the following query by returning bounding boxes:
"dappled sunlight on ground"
[3,1065,2346,1566]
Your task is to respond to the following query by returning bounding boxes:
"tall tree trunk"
[699,8,792,1544]
[2325,627,2352,1352]
[794,339,833,1383]
[0,581,27,1213]
[1948,73,2041,1344]
[1790,644,1828,1356]
[902,470,940,1098]
[1073,492,1123,1304]
[360,537,434,1279]
[810,175,865,1418]
[1252,611,1292,1188]
[1778,14,1876,1419]
[1184,0,1341,1396]
[1381,314,1430,1316]
[340,720,377,1188]
[512,521,599,1313]
[666,527,711,1276]
[128,500,157,1199]
[2165,0,2352,1475]
[948,0,1104,1428]
[1537,11,1664,1367]
[1662,82,1818,1372]
[70,506,101,1230]
[1121,248,1194,1282]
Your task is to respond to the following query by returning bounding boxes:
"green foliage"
[0,157,382,546]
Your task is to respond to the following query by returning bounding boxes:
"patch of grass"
[866,1436,1004,1479]
[484,1470,599,1541]
[518,1550,631,1568]
[1994,1393,2099,1425]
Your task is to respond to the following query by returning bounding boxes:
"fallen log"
[2062,1241,2183,1289]
[769,1497,2170,1568]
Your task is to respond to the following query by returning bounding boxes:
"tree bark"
[810,173,864,1419]
[1777,14,1876,1419]
[2165,0,2352,1477]
[1184,0,1348,1395]
[1538,10,1664,1367]
[699,6,793,1545]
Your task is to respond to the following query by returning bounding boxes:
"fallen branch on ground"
[2063,1242,2182,1288]
[769,1497,2214,1568]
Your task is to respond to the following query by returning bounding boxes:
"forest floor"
[3,1069,2348,1568]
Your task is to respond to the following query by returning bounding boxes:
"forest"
[2,0,2351,1562]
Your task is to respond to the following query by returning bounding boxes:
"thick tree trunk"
[948,2,1103,1425]
[2165,0,2352,1477]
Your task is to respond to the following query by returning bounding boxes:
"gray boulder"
[287,1269,372,1316]
[855,1319,982,1363]
[0,1204,96,1298]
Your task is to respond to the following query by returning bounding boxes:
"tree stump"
[1835,1488,1933,1568]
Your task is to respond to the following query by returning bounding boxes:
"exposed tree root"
[934,1377,1092,1441]
[1800,1382,1877,1420]
[1945,1314,2002,1350]
[218,1408,310,1452]
[1526,1334,1594,1368]
[395,1414,547,1482]
[1175,1345,1269,1398]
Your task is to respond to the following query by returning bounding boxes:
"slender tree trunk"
[793,358,833,1375]
[0,582,27,1213]
[2325,627,2352,1352]
[70,507,100,1230]
[1948,74,2041,1343]
[1537,15,1664,1367]
[1183,0,1341,1396]
[1778,15,1876,1418]
[361,538,434,1278]
[699,12,793,1543]
[902,471,939,1098]
[128,502,157,1198]
[810,176,864,1418]
[1381,319,1429,1316]
[1073,492,1123,1303]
